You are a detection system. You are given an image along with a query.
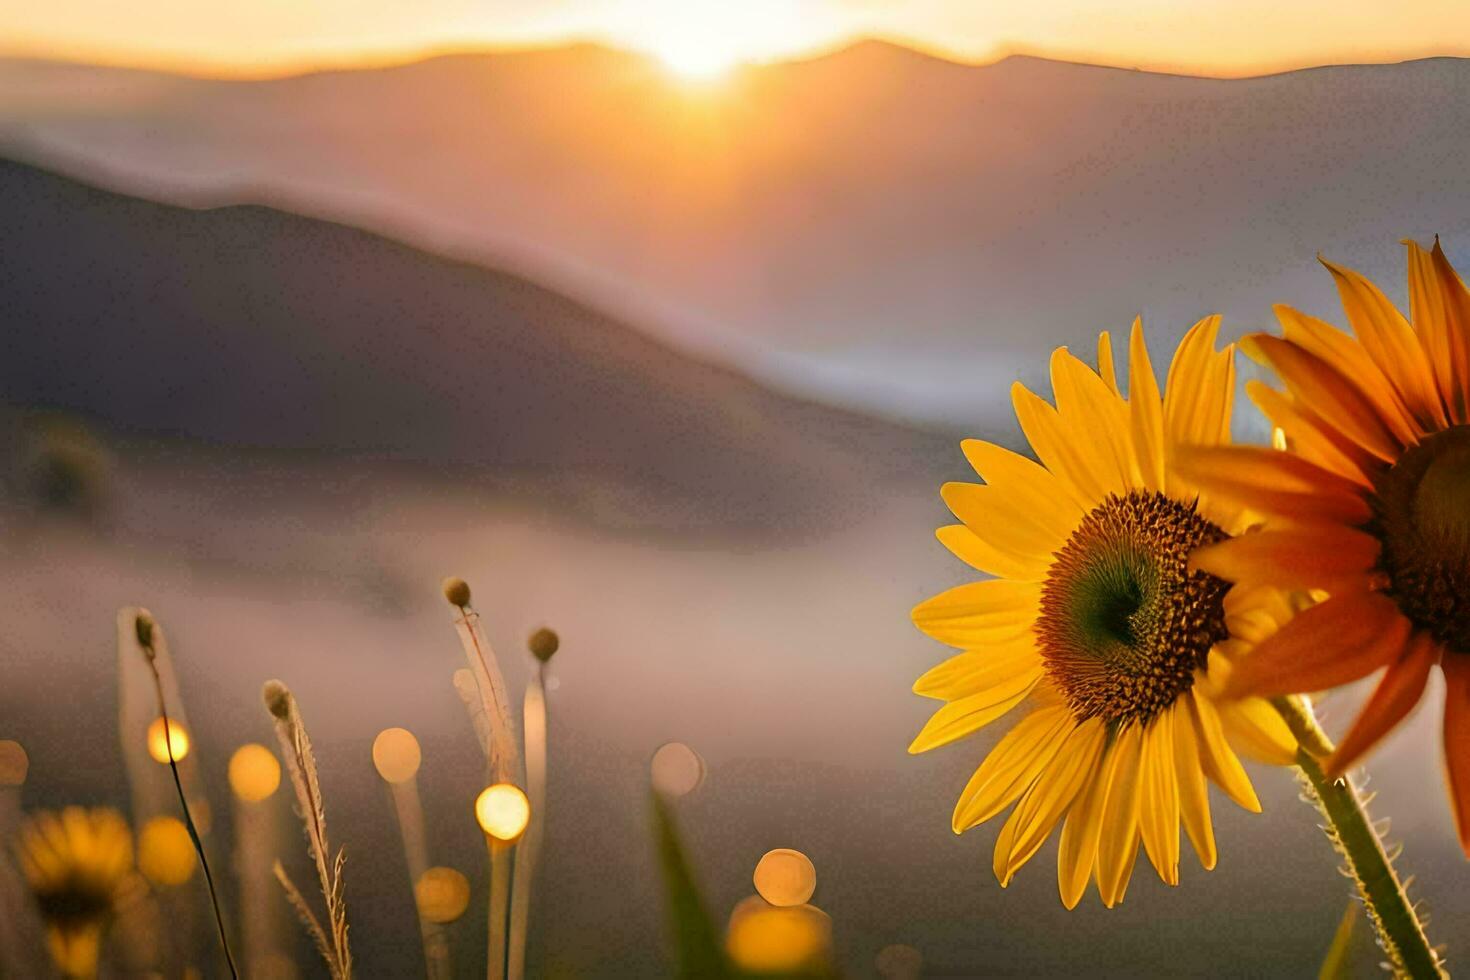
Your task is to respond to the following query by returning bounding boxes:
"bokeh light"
[372,727,422,784]
[228,743,281,802]
[650,741,705,798]
[137,816,197,886]
[146,717,190,764]
[414,866,471,923]
[726,895,832,974]
[0,740,29,786]
[875,943,923,980]
[475,783,530,841]
[753,848,816,907]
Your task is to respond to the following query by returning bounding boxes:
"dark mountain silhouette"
[0,160,949,533]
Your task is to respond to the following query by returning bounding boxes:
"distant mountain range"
[0,160,949,533]
[1,43,1468,428]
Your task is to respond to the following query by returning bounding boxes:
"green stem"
[1272,695,1441,979]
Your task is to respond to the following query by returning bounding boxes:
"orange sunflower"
[911,318,1297,908]
[1181,239,1470,854]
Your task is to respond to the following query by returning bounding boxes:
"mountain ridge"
[0,160,951,535]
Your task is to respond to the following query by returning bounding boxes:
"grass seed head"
[441,576,472,608]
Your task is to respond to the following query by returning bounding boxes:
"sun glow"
[630,2,839,80]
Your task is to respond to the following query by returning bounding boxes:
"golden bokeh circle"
[475,784,530,841]
[753,848,816,907]
[726,896,831,974]
[138,816,197,886]
[146,717,190,764]
[372,728,422,784]
[650,741,705,798]
[228,743,281,802]
[415,866,471,923]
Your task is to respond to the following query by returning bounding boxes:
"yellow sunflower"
[13,806,134,979]
[1181,239,1470,854]
[910,318,1298,908]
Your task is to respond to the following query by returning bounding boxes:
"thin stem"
[1272,695,1441,979]
[146,663,239,980]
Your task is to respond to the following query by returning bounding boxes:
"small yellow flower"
[911,319,1297,907]
[1179,239,1470,854]
[13,807,134,979]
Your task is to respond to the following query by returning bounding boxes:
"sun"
[625,2,837,82]
[642,19,746,80]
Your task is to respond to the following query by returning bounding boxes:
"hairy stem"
[1273,695,1441,979]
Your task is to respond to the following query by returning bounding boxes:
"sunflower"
[13,806,134,979]
[911,318,1297,907]
[1181,239,1470,854]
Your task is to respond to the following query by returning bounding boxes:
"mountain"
[0,160,949,534]
[1,43,1467,428]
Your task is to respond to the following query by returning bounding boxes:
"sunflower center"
[1372,424,1470,654]
[1038,490,1230,724]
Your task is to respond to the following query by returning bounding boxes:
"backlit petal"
[1223,591,1410,698]
[1325,632,1437,777]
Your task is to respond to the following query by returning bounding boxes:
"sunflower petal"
[1249,334,1401,462]
[908,667,1043,753]
[1322,256,1447,432]
[1190,527,1381,592]
[994,719,1107,886]
[1095,724,1144,907]
[960,439,1086,528]
[1049,349,1137,496]
[1442,654,1470,857]
[1165,316,1233,448]
[1097,330,1120,396]
[952,704,1074,832]
[936,524,1048,582]
[1188,689,1260,812]
[1275,302,1422,446]
[1172,704,1217,869]
[1012,382,1108,510]
[942,482,1073,558]
[1325,632,1437,778]
[1128,318,1166,492]
[1427,240,1470,424]
[1247,380,1376,487]
[913,635,1042,701]
[1216,696,1299,766]
[912,580,1041,649]
[1174,445,1373,525]
[1222,591,1410,698]
[1138,710,1181,886]
[1057,763,1110,909]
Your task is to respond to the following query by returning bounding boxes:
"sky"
[2,0,1469,78]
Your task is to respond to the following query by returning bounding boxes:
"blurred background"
[2,1,1469,975]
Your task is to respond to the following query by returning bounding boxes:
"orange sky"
[3,0,1469,78]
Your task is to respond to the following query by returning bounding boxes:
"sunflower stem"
[1272,695,1442,979]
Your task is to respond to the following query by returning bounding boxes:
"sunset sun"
[631,4,833,80]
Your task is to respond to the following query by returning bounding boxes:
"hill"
[0,160,949,534]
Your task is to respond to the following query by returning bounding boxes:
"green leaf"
[1318,901,1360,980]
[652,789,731,979]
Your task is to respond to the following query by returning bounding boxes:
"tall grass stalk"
[508,661,547,980]
[442,578,521,980]
[262,680,353,980]
[386,771,451,979]
[133,612,238,979]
